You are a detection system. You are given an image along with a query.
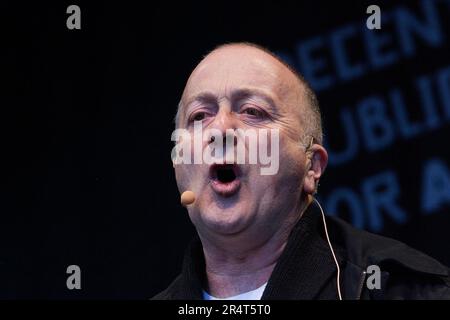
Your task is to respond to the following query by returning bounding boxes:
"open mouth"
[215,164,237,183]
[209,164,241,196]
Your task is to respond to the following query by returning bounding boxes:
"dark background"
[2,0,450,298]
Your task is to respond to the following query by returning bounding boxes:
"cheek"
[174,166,187,192]
[277,137,307,185]
[280,131,303,161]
[174,164,196,191]
[247,147,305,200]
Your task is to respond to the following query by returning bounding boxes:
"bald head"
[175,42,323,145]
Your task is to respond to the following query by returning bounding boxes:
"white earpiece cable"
[313,197,343,300]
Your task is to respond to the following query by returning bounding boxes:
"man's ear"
[303,144,328,195]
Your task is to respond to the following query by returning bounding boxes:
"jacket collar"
[261,201,344,299]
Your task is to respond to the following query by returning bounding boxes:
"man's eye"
[191,112,206,122]
[242,107,264,118]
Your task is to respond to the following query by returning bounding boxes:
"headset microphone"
[180,190,196,206]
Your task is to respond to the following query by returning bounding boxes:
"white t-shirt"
[202,283,267,300]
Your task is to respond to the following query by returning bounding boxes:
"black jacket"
[153,202,450,300]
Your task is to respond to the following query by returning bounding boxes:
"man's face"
[174,45,313,239]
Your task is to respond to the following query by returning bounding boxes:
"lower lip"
[210,179,241,197]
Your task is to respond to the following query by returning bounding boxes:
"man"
[153,42,450,300]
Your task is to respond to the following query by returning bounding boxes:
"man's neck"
[203,236,286,298]
[200,196,312,298]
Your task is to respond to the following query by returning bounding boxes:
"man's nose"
[209,107,237,133]
[207,107,238,146]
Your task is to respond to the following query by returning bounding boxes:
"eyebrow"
[184,91,218,109]
[230,88,278,110]
[184,87,278,111]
